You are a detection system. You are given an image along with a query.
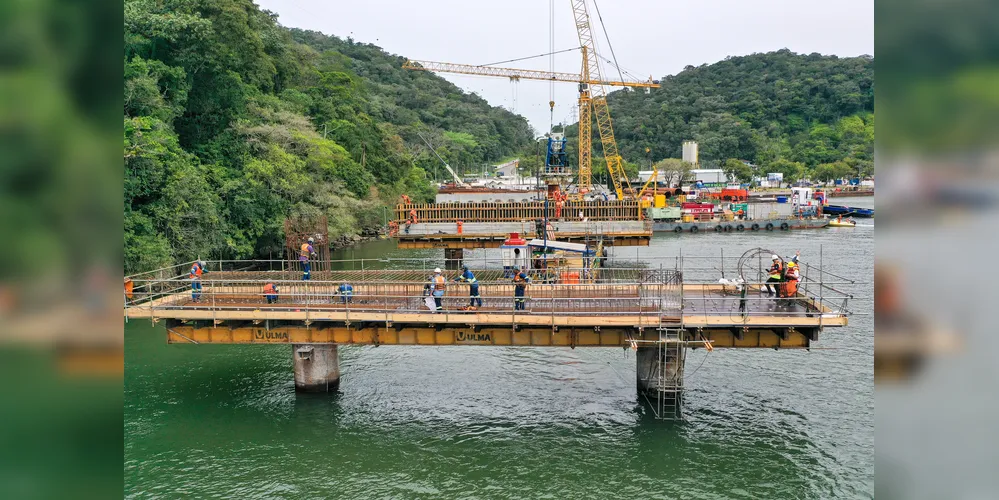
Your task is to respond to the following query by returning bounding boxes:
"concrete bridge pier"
[292,344,340,392]
[444,248,464,270]
[636,343,686,414]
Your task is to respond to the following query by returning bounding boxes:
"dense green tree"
[564,50,873,180]
[123,0,532,272]
[723,159,755,183]
[767,158,807,187]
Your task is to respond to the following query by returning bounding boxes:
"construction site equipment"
[402,0,658,199]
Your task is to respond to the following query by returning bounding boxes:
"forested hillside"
[567,50,874,183]
[124,0,532,273]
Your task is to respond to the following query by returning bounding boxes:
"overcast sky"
[257,0,873,135]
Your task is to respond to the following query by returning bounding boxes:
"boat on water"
[823,204,875,218]
[828,217,858,228]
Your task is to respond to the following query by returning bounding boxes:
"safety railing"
[123,279,848,321]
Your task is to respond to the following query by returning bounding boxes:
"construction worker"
[338,282,353,304]
[300,237,316,280]
[512,266,530,310]
[783,261,800,298]
[454,265,481,308]
[409,208,418,225]
[190,260,206,302]
[429,267,446,311]
[764,254,783,296]
[456,219,464,235]
[263,282,279,304]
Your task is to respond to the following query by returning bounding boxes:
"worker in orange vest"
[400,194,411,204]
[409,208,418,224]
[429,268,446,311]
[190,260,206,302]
[783,261,800,298]
[300,237,316,280]
[456,219,464,235]
[263,282,279,304]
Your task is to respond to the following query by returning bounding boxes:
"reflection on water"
[126,205,873,497]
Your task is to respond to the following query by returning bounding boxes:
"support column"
[636,342,686,416]
[444,248,464,270]
[293,344,340,392]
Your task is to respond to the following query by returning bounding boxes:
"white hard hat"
[198,260,206,267]
[434,267,442,273]
[771,254,779,260]
[308,237,315,243]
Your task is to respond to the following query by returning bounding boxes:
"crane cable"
[591,0,627,88]
[478,47,579,68]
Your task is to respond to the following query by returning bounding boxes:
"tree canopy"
[124,0,532,273]
[565,50,874,184]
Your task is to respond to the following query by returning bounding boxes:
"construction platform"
[394,220,651,249]
[126,265,847,347]
[396,200,643,223]
[125,257,852,419]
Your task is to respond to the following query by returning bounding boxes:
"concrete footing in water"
[636,344,685,414]
[292,344,340,392]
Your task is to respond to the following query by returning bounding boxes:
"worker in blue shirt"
[338,282,353,304]
[190,260,206,302]
[454,265,482,308]
[513,266,530,310]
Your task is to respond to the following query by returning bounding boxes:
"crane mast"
[571,0,631,200]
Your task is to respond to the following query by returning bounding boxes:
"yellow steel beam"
[168,325,812,348]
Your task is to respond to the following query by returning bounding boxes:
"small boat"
[828,217,857,227]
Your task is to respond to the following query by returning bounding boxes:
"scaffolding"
[395,200,642,223]
[283,216,332,280]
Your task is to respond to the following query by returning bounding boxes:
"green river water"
[125,198,874,498]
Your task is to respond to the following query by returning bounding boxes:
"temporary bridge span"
[124,255,851,419]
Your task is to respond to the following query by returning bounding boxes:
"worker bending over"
[513,266,530,310]
[190,260,206,302]
[263,282,278,304]
[454,265,481,308]
[338,282,353,304]
[300,237,317,280]
[429,267,446,311]
[764,254,783,296]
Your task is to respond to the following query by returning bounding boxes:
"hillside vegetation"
[565,50,874,184]
[124,0,532,273]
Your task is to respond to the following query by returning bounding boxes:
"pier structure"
[125,255,852,419]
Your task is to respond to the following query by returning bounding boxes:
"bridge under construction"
[125,255,852,419]
[392,201,652,252]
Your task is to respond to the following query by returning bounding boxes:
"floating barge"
[653,217,828,233]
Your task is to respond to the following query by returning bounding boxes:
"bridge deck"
[125,275,846,332]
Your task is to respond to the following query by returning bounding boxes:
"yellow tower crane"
[401,0,658,200]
